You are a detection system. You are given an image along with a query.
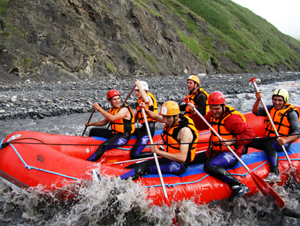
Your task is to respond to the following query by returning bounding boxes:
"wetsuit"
[87,104,135,162]
[245,103,300,174]
[191,106,255,187]
[130,93,158,159]
[120,114,198,180]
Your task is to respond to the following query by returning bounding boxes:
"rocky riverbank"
[0,72,299,120]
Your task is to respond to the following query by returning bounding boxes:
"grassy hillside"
[162,0,300,70]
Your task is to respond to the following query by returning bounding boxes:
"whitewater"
[1,79,300,225]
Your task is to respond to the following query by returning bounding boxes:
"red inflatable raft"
[0,111,300,205]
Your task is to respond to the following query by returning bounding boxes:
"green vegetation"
[0,0,11,15]
[132,0,163,17]
[104,59,117,73]
[0,0,300,78]
[0,18,24,40]
[157,0,300,70]
[125,41,161,73]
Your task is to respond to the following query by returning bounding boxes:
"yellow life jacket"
[265,103,300,138]
[210,106,246,152]
[185,87,209,116]
[136,92,158,124]
[108,104,135,134]
[161,115,198,162]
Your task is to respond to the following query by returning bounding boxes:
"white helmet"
[135,81,149,91]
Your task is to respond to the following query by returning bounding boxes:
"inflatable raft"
[0,111,300,205]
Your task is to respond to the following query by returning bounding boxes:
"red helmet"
[107,89,120,100]
[208,91,226,105]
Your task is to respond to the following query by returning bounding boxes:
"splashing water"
[1,80,300,225]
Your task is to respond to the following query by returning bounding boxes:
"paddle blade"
[250,171,285,208]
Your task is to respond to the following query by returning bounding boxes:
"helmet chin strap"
[172,115,179,126]
[221,104,225,116]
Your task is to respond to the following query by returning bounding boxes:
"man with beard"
[188,91,255,201]
[245,89,300,182]
[180,75,209,117]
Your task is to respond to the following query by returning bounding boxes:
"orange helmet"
[187,75,200,86]
[208,91,226,105]
[107,89,120,100]
[160,101,180,116]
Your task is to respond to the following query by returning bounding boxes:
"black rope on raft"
[4,133,300,147]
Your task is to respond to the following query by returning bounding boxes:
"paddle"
[141,108,178,225]
[193,107,285,208]
[249,77,300,183]
[82,108,95,136]
[141,108,168,198]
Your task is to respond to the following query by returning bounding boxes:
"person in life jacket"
[188,91,255,202]
[130,80,158,159]
[245,88,300,183]
[180,75,209,118]
[85,89,135,162]
[120,101,198,180]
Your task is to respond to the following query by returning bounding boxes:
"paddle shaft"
[114,150,205,165]
[193,107,285,208]
[82,108,95,136]
[250,78,292,165]
[142,108,168,198]
[193,107,251,171]
[123,85,136,105]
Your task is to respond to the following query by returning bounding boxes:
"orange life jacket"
[136,92,158,124]
[210,106,246,153]
[161,115,198,162]
[185,87,209,116]
[108,104,135,134]
[264,103,299,138]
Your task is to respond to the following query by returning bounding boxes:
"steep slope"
[0,0,299,82]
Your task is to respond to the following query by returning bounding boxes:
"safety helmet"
[272,88,289,103]
[160,101,180,116]
[208,91,226,105]
[107,89,120,100]
[187,75,200,86]
[135,81,149,91]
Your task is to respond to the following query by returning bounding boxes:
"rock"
[0,72,299,120]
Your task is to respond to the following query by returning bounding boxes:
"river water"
[1,80,300,225]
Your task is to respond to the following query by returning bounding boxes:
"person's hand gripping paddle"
[193,106,285,208]
[141,107,178,225]
[82,86,136,136]
[250,77,300,183]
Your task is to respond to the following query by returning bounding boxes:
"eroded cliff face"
[0,0,298,82]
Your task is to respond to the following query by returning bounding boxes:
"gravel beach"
[0,71,299,120]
